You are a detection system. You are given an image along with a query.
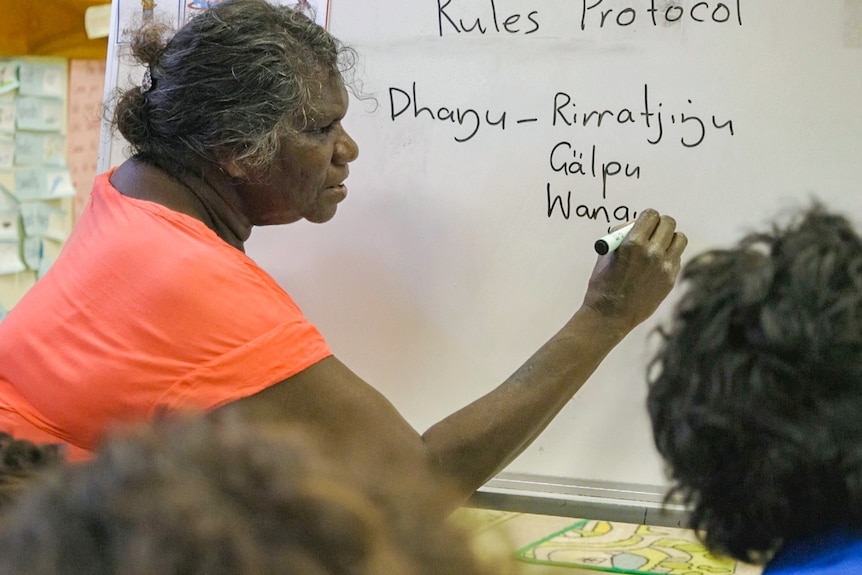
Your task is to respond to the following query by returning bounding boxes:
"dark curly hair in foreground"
[648,205,862,563]
[0,432,63,508]
[0,414,510,575]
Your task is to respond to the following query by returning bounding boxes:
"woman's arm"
[228,209,687,504]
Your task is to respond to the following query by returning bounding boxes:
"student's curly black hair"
[647,204,862,563]
[0,414,512,575]
[0,432,63,508]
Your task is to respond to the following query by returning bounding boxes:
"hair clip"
[141,67,154,94]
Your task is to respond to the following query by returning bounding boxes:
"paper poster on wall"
[13,168,76,201]
[0,185,15,208]
[20,235,62,277]
[0,97,15,134]
[0,62,19,95]
[20,202,68,241]
[22,236,42,271]
[115,0,330,43]
[68,60,106,222]
[17,62,67,100]
[0,242,26,275]
[0,208,19,242]
[0,55,72,307]
[14,133,66,167]
[180,0,329,27]
[0,136,13,171]
[15,97,64,132]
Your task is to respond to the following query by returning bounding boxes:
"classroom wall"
[0,1,107,313]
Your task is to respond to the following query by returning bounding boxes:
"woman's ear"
[215,147,249,180]
[223,158,247,180]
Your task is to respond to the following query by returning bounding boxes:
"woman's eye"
[308,122,333,135]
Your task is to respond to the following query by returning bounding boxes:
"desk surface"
[458,508,764,575]
[459,508,585,574]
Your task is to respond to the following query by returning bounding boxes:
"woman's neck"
[109,158,252,251]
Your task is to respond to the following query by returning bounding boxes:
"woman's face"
[237,72,359,225]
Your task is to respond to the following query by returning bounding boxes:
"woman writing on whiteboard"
[0,0,687,503]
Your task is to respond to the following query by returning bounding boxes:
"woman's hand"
[582,209,688,332]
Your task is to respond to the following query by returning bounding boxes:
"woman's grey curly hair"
[113,0,356,179]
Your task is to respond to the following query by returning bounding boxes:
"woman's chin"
[304,206,339,224]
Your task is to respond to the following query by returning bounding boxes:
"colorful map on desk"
[516,519,761,575]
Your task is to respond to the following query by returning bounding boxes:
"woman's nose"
[335,126,359,165]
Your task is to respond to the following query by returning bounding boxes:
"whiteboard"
[101,0,862,517]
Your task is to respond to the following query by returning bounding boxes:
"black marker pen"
[594,222,635,255]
